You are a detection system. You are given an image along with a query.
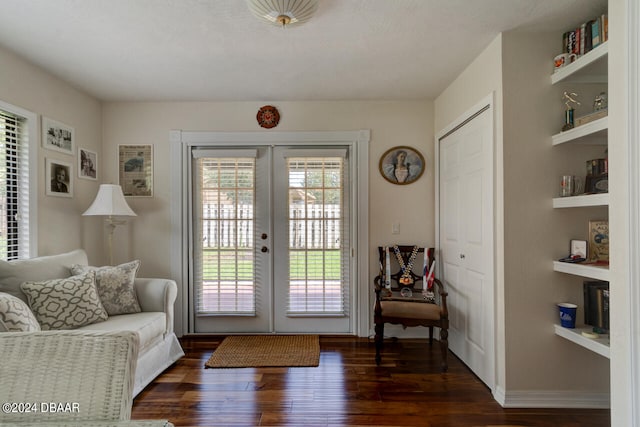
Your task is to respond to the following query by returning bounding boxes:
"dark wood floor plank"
[131,336,610,427]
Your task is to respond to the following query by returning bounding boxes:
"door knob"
[261,246,269,253]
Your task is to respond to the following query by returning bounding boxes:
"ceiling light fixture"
[247,0,319,28]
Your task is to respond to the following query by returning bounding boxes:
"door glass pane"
[287,157,345,314]
[196,157,255,315]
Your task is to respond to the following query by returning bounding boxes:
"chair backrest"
[377,246,434,291]
[0,330,139,423]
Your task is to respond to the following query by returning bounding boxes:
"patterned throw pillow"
[70,260,142,315]
[20,271,108,330]
[0,292,41,332]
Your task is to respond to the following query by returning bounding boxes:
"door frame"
[169,130,370,337]
[434,93,496,392]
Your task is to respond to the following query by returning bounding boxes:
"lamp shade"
[247,0,318,28]
[83,184,136,217]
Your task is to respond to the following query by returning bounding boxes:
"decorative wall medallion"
[256,105,280,129]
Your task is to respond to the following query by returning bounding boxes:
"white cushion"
[77,311,166,352]
[71,260,142,315]
[20,271,108,330]
[0,249,88,302]
[0,292,40,332]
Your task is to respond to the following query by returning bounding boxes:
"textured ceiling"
[0,0,608,102]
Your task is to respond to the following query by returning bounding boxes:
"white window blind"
[193,155,257,315]
[0,109,31,261]
[287,156,349,315]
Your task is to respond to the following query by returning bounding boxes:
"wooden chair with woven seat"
[373,245,449,371]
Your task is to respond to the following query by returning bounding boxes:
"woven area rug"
[204,335,320,368]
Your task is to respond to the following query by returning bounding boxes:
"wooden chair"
[373,246,449,371]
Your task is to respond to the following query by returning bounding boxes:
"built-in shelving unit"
[551,42,608,85]
[552,193,609,208]
[553,260,609,281]
[554,324,610,359]
[551,38,609,357]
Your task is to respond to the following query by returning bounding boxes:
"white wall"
[101,100,436,336]
[0,45,103,262]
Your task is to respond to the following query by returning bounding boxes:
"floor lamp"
[83,184,136,266]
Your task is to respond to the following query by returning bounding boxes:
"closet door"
[438,102,495,390]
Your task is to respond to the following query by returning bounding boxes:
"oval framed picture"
[379,146,425,185]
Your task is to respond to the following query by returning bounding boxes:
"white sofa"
[0,249,184,397]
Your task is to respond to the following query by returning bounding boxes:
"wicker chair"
[373,246,449,371]
[0,330,172,426]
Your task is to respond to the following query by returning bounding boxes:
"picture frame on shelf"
[42,117,74,155]
[45,158,73,198]
[118,144,153,197]
[78,147,97,180]
[588,220,609,264]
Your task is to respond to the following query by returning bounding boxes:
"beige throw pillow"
[70,260,142,315]
[20,271,107,330]
[0,292,41,332]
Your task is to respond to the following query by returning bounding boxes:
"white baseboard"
[494,386,610,409]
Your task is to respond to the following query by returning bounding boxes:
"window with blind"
[287,156,348,315]
[0,106,33,261]
[193,152,257,315]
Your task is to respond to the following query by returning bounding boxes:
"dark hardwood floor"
[132,336,610,427]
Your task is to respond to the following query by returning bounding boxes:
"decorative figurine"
[593,91,608,112]
[562,91,581,131]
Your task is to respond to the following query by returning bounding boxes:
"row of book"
[584,280,609,333]
[563,14,608,57]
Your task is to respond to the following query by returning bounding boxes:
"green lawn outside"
[202,248,341,280]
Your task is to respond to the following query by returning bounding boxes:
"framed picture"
[42,117,74,155]
[118,144,153,197]
[379,146,425,185]
[45,158,73,198]
[78,147,97,180]
[588,220,609,264]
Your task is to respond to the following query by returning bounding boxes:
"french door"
[190,145,352,334]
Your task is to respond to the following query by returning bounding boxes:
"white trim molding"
[494,387,610,409]
[627,0,640,423]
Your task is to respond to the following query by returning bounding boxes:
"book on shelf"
[561,13,608,57]
[583,280,609,332]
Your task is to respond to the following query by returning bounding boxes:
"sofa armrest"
[134,278,177,335]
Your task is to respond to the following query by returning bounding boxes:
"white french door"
[191,145,352,334]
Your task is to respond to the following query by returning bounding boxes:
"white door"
[191,146,352,334]
[438,102,494,390]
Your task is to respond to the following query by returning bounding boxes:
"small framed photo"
[588,220,609,264]
[118,144,153,197]
[379,146,425,185]
[78,147,98,180]
[42,117,74,155]
[45,158,73,198]
[570,239,587,258]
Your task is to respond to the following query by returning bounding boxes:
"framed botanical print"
[379,146,425,185]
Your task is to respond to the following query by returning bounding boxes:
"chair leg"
[428,326,434,346]
[439,327,449,372]
[374,322,384,365]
